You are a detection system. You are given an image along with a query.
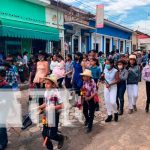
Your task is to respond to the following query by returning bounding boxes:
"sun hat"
[129,55,136,60]
[43,74,58,87]
[80,69,92,77]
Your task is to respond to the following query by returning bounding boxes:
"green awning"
[0,18,59,41]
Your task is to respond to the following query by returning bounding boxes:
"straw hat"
[43,74,58,87]
[80,69,92,77]
[129,55,136,60]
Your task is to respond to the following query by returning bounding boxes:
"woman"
[65,54,73,89]
[52,54,65,88]
[116,60,128,115]
[103,58,120,122]
[72,52,83,95]
[33,52,49,105]
[29,56,37,86]
[127,55,140,114]
[50,54,58,73]
[142,59,150,112]
[81,54,90,71]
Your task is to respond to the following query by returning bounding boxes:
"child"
[80,69,97,133]
[90,58,101,111]
[38,74,67,150]
[90,58,101,83]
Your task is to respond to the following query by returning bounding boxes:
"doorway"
[106,38,110,57]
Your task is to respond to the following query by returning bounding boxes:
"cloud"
[131,19,150,34]
[105,0,150,14]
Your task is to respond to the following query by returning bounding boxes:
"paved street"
[5,81,150,150]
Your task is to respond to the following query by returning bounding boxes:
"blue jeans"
[117,82,126,112]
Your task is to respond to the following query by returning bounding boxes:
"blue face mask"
[105,64,111,70]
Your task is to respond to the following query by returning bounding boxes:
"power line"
[59,0,139,30]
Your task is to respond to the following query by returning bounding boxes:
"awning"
[0,18,59,41]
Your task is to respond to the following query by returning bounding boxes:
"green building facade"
[0,0,59,56]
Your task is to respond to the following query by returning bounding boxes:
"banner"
[96,4,104,28]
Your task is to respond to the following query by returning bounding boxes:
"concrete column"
[71,35,74,55]
[112,37,114,51]
[124,40,127,53]
[102,36,105,53]
[78,35,82,52]
[118,39,120,52]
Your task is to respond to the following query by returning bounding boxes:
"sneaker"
[85,128,92,134]
[58,136,68,149]
[128,109,133,114]
[118,110,123,115]
[133,105,137,111]
[145,103,149,113]
[105,115,112,122]
[84,121,88,127]
[58,136,64,149]
[114,113,119,122]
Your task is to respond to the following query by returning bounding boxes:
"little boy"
[38,74,67,150]
[80,69,97,133]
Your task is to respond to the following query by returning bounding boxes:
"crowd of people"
[0,49,150,150]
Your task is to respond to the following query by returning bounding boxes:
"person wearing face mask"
[52,54,65,88]
[116,60,128,115]
[142,59,150,112]
[102,59,120,122]
[33,52,49,105]
[127,55,140,114]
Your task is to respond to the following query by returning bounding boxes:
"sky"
[60,0,150,34]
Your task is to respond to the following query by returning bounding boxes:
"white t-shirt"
[44,89,62,106]
[23,55,28,66]
[104,68,118,84]
[50,61,58,71]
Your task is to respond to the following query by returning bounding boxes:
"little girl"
[38,74,67,150]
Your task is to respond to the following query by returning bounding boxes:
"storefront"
[0,0,59,56]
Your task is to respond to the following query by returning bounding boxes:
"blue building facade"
[64,14,133,55]
[89,20,133,55]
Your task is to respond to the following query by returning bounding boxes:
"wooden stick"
[43,137,48,147]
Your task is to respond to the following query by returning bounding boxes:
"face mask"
[118,65,123,70]
[105,64,111,70]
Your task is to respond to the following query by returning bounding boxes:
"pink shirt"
[52,60,65,79]
[142,65,150,82]
[33,61,49,83]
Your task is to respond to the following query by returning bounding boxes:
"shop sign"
[96,4,104,28]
